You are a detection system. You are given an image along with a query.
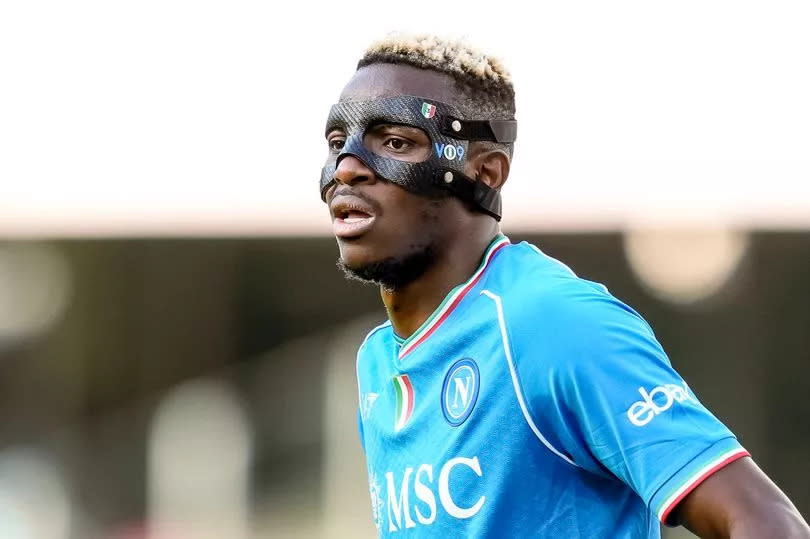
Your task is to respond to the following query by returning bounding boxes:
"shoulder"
[355,320,393,397]
[356,319,391,368]
[481,240,659,366]
[484,240,603,302]
[357,319,393,366]
[358,319,392,351]
[484,240,646,328]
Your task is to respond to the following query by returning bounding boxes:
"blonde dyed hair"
[360,33,513,87]
[357,33,516,156]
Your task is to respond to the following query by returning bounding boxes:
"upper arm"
[506,285,749,523]
[676,457,810,538]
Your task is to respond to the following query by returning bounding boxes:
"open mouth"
[338,209,372,223]
[330,196,377,238]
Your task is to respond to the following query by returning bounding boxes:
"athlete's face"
[323,64,471,289]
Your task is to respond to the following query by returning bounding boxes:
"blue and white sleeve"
[507,286,749,524]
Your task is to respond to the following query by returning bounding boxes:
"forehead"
[339,63,460,105]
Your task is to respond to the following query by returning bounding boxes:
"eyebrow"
[367,122,423,131]
[324,122,345,137]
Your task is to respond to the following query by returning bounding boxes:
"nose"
[333,154,376,188]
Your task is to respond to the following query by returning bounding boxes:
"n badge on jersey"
[441,359,480,426]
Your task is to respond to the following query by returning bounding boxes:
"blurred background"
[1,1,808,538]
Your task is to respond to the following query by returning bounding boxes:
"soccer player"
[320,34,810,538]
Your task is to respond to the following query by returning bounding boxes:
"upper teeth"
[342,209,368,219]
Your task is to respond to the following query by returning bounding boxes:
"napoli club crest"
[441,358,480,426]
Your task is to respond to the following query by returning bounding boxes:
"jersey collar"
[397,234,510,359]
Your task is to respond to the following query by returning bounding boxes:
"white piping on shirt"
[481,289,579,468]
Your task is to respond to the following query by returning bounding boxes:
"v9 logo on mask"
[434,143,465,161]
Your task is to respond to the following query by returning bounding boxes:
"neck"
[382,223,500,339]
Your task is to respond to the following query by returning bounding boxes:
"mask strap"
[433,168,502,221]
[440,117,517,143]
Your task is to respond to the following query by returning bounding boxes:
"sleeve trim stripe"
[481,289,579,469]
[657,448,750,523]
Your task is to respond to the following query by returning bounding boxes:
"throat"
[381,231,504,344]
[384,290,437,341]
[381,261,465,341]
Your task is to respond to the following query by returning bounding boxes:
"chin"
[337,236,389,266]
[336,240,436,290]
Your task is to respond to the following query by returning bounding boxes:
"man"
[320,34,809,538]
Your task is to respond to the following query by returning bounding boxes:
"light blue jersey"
[356,235,748,538]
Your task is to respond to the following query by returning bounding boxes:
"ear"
[471,149,511,191]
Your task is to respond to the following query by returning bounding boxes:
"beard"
[337,243,436,292]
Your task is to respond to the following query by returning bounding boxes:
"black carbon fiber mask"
[320,95,516,221]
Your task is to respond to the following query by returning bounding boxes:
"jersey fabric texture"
[355,235,748,538]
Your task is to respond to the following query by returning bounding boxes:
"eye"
[383,137,410,151]
[328,137,345,152]
[363,125,430,162]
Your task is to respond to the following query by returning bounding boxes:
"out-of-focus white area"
[0,245,73,341]
[624,229,749,304]
[0,449,72,539]
[148,379,252,539]
[0,0,808,237]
